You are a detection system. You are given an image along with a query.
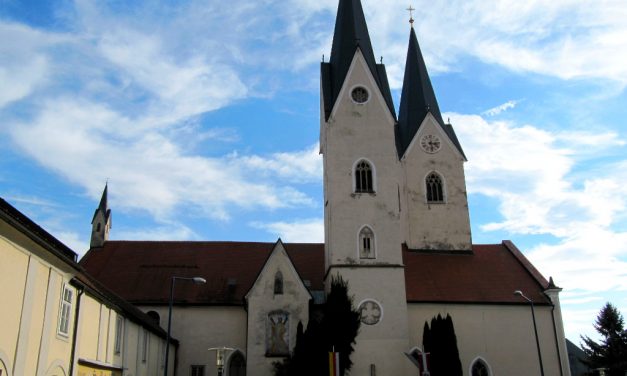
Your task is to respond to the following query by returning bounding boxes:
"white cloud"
[251,218,324,243]
[8,98,316,221]
[55,231,90,257]
[482,100,520,116]
[237,143,322,183]
[0,22,57,108]
[452,114,627,340]
[115,223,198,242]
[450,111,627,339]
[316,0,627,88]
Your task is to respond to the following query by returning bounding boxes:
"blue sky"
[1,0,626,342]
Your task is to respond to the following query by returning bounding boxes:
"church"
[80,1,571,375]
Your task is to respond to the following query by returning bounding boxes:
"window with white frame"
[57,284,73,336]
[114,315,123,354]
[355,160,374,193]
[190,365,205,376]
[359,226,375,259]
[425,172,445,203]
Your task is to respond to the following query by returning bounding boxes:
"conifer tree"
[273,276,360,376]
[580,303,627,376]
[422,314,462,376]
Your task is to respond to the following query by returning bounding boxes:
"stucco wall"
[139,305,247,376]
[1,216,173,376]
[322,50,403,268]
[407,303,568,376]
[326,267,413,376]
[246,242,311,376]
[77,294,175,376]
[0,221,74,376]
[400,115,472,251]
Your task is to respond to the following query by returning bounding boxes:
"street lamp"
[514,290,545,376]
[164,276,206,376]
[208,347,235,376]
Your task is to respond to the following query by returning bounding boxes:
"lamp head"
[193,277,207,284]
[514,290,523,296]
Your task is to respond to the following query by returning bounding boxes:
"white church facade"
[78,1,571,375]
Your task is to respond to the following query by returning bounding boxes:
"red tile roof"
[80,241,325,305]
[403,242,551,304]
[80,240,552,306]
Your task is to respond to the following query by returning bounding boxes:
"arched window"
[471,358,490,376]
[274,271,283,295]
[425,172,445,203]
[355,160,374,193]
[228,351,246,376]
[359,226,375,259]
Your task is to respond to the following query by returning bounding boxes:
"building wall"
[139,305,247,376]
[1,213,174,376]
[322,51,402,268]
[330,267,413,376]
[407,303,569,376]
[400,115,472,251]
[246,243,311,376]
[0,220,75,376]
[75,294,175,376]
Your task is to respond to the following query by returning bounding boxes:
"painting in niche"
[266,311,289,356]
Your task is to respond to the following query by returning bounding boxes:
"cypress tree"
[273,276,360,376]
[422,314,462,376]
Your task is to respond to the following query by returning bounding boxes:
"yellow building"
[0,197,176,376]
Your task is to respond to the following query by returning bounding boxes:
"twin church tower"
[320,0,471,373]
[85,1,571,375]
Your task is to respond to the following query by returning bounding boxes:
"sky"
[1,0,626,343]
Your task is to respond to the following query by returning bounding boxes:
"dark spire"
[321,0,396,120]
[91,183,111,224]
[397,28,466,159]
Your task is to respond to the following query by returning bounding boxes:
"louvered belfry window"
[426,172,444,203]
[355,160,373,193]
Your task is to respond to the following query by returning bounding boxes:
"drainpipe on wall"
[550,303,564,376]
[68,287,83,376]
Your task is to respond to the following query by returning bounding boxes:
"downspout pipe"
[550,302,564,376]
[68,288,83,376]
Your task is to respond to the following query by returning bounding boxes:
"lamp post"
[164,276,206,376]
[514,290,545,376]
[208,347,235,376]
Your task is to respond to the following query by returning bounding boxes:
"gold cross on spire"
[407,5,415,27]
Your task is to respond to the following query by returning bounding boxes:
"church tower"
[397,25,472,251]
[321,1,411,374]
[90,184,111,248]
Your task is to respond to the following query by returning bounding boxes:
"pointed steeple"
[397,27,466,159]
[90,184,111,248]
[321,0,395,120]
[91,183,110,224]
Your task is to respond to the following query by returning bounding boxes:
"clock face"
[420,134,441,154]
[358,300,382,325]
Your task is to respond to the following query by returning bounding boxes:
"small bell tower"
[90,184,111,248]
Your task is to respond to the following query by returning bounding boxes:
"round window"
[351,86,369,104]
